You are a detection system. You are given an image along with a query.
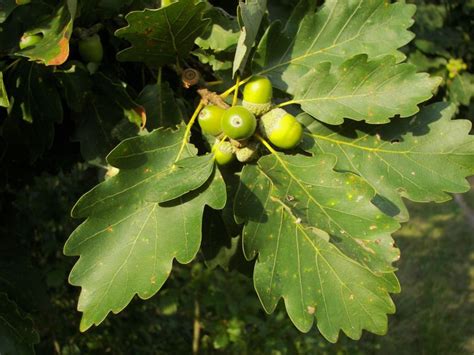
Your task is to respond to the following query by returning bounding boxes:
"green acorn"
[221,106,257,140]
[212,141,235,166]
[260,108,303,150]
[242,76,273,116]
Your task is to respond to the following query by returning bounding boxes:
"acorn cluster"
[198,76,303,166]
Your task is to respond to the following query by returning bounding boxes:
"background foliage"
[0,0,473,353]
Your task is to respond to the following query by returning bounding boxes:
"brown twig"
[197,88,230,109]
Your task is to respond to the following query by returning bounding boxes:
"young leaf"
[233,0,267,76]
[15,0,76,66]
[293,55,440,125]
[115,0,210,65]
[64,127,226,331]
[234,155,400,342]
[0,293,39,355]
[0,71,9,108]
[195,6,240,53]
[253,0,416,93]
[302,102,474,221]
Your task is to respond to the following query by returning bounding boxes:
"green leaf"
[195,6,239,53]
[0,293,39,355]
[253,0,416,93]
[15,0,77,66]
[234,154,400,342]
[302,102,474,221]
[449,73,474,106]
[0,71,9,108]
[292,55,440,125]
[233,0,267,76]
[115,0,210,65]
[137,75,184,129]
[64,126,226,331]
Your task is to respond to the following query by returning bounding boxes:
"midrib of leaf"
[256,1,387,77]
[308,132,471,155]
[257,150,389,277]
[164,10,178,56]
[92,102,113,149]
[313,134,469,198]
[266,189,387,331]
[258,154,359,241]
[86,204,157,324]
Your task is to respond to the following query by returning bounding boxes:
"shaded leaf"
[73,73,142,163]
[0,293,39,355]
[2,61,62,160]
[293,55,440,125]
[234,154,400,342]
[15,0,77,66]
[65,126,226,331]
[115,0,210,65]
[253,0,416,93]
[137,78,184,130]
[302,102,474,221]
[54,62,93,112]
[0,0,18,24]
[233,0,267,76]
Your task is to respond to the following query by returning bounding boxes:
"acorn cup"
[236,141,260,163]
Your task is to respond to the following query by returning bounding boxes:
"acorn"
[242,76,273,116]
[260,108,303,149]
[212,141,235,166]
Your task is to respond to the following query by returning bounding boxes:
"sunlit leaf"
[302,102,474,221]
[64,126,226,331]
[292,54,440,125]
[235,153,400,342]
[253,0,416,93]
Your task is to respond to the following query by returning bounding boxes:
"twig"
[192,299,201,355]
